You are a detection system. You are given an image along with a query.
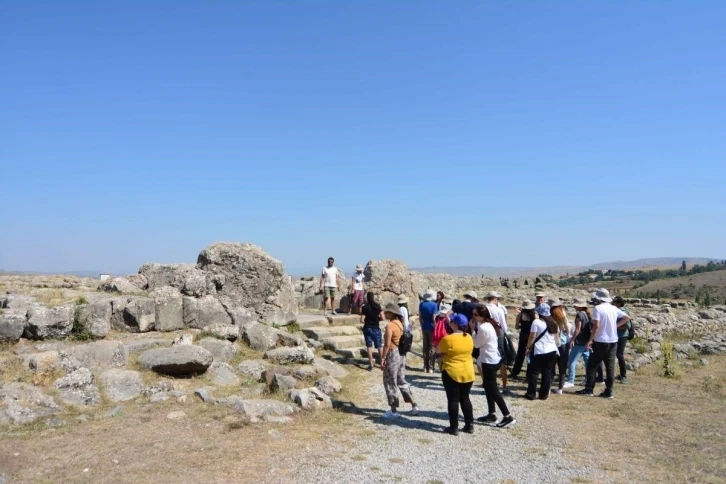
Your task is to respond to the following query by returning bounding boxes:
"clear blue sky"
[1,1,724,275]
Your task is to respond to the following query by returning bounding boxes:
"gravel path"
[294,362,608,484]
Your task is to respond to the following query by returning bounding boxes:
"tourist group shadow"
[333,399,450,433]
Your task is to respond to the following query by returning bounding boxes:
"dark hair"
[436,291,445,301]
[398,302,409,313]
[452,299,461,306]
[613,296,625,306]
[474,304,500,336]
[366,292,381,313]
[328,257,334,262]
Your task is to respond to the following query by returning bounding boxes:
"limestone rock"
[0,313,26,342]
[270,374,297,393]
[277,331,304,347]
[293,365,327,380]
[261,367,293,387]
[363,260,417,313]
[237,360,267,381]
[289,387,332,411]
[244,323,280,351]
[208,362,240,386]
[201,323,239,341]
[197,337,239,362]
[54,368,101,406]
[264,346,315,365]
[122,298,156,332]
[100,369,143,402]
[24,306,73,340]
[699,309,721,320]
[315,376,342,395]
[0,382,62,425]
[26,351,61,372]
[0,294,41,313]
[88,317,110,339]
[312,358,349,378]
[138,346,213,376]
[150,286,184,331]
[182,295,232,329]
[173,333,193,346]
[97,275,147,295]
[123,339,172,353]
[225,398,295,419]
[139,263,197,292]
[194,387,216,403]
[196,242,297,325]
[64,340,128,370]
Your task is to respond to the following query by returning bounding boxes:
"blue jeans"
[567,344,590,384]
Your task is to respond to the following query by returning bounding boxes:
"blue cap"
[450,313,469,329]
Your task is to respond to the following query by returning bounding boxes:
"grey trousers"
[383,349,414,409]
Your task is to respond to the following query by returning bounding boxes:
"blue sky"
[1,1,724,275]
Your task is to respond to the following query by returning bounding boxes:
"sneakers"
[599,390,614,399]
[366,365,373,372]
[576,389,594,396]
[562,382,575,389]
[462,424,474,434]
[524,393,536,401]
[411,405,420,416]
[443,426,459,436]
[382,410,400,419]
[477,414,497,425]
[502,388,514,396]
[496,415,516,428]
[553,389,563,395]
[618,377,628,384]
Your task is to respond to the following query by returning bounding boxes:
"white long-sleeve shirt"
[473,322,501,365]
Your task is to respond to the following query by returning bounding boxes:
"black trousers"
[481,361,509,416]
[586,342,617,391]
[442,370,473,429]
[527,351,557,398]
[553,344,570,390]
[617,336,628,378]
[511,331,529,376]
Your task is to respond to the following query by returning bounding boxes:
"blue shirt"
[419,300,438,331]
[536,303,551,317]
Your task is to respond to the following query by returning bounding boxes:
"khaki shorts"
[324,287,337,298]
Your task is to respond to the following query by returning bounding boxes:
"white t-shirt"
[399,306,410,331]
[322,267,338,288]
[352,272,364,291]
[473,322,501,365]
[486,303,508,334]
[530,319,558,355]
[592,303,627,343]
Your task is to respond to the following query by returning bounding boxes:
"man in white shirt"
[319,257,342,315]
[576,288,631,399]
[486,291,511,394]
[348,264,366,315]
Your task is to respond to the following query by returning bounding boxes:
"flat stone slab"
[336,346,378,359]
[327,314,362,327]
[320,335,365,351]
[295,314,330,329]
[302,326,361,340]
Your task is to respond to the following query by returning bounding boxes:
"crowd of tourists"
[321,259,633,435]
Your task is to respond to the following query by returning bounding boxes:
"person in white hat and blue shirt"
[576,289,631,399]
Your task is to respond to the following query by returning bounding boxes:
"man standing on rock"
[348,264,366,315]
[320,257,341,315]
[577,289,631,399]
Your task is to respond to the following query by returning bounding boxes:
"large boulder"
[225,398,295,419]
[315,376,342,395]
[64,340,128,370]
[410,272,457,304]
[196,337,239,362]
[0,383,62,425]
[196,242,297,325]
[182,295,232,329]
[699,309,722,320]
[24,306,74,340]
[0,294,41,313]
[122,297,156,332]
[313,358,349,378]
[244,323,280,351]
[100,369,144,402]
[97,274,147,295]
[76,299,114,339]
[363,260,417,313]
[139,263,197,292]
[138,346,213,376]
[264,346,315,365]
[54,368,101,406]
[150,286,184,331]
[0,313,26,342]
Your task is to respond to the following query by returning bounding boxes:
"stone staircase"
[297,313,373,360]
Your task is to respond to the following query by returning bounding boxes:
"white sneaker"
[382,410,400,419]
[411,405,420,416]
[554,389,563,395]
[563,382,575,389]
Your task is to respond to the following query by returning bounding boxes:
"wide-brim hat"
[437,304,451,316]
[397,294,409,304]
[487,290,502,299]
[423,289,436,301]
[572,298,588,308]
[521,299,536,310]
[383,303,403,317]
[355,264,363,271]
[463,290,478,299]
[535,291,546,298]
[550,298,563,308]
[592,288,612,303]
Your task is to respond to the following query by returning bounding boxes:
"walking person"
[348,264,366,315]
[472,305,516,428]
[319,257,342,315]
[612,296,632,384]
[436,313,475,435]
[576,289,631,399]
[524,309,559,400]
[510,299,535,379]
[550,299,571,395]
[418,290,438,373]
[360,292,384,371]
[564,299,592,388]
[380,304,419,418]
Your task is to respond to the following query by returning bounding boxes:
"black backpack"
[396,321,413,356]
[627,320,635,340]
[502,333,516,365]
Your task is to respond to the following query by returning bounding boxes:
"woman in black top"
[360,292,384,371]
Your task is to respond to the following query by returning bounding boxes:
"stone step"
[336,346,378,359]
[327,314,361,326]
[295,314,331,329]
[301,326,361,341]
[320,335,365,351]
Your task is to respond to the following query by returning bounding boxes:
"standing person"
[524,309,559,400]
[510,300,536,379]
[612,296,632,384]
[550,299,571,395]
[472,305,516,428]
[419,290,438,373]
[432,304,451,373]
[380,304,419,418]
[319,257,342,315]
[436,313,475,435]
[348,265,366,315]
[565,299,592,388]
[397,294,411,331]
[576,289,631,399]
[360,292,384,371]
[535,291,551,318]
[486,291,510,394]
[452,291,478,321]
[435,291,446,310]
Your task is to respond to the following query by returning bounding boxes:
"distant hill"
[413,257,722,277]
[0,269,104,278]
